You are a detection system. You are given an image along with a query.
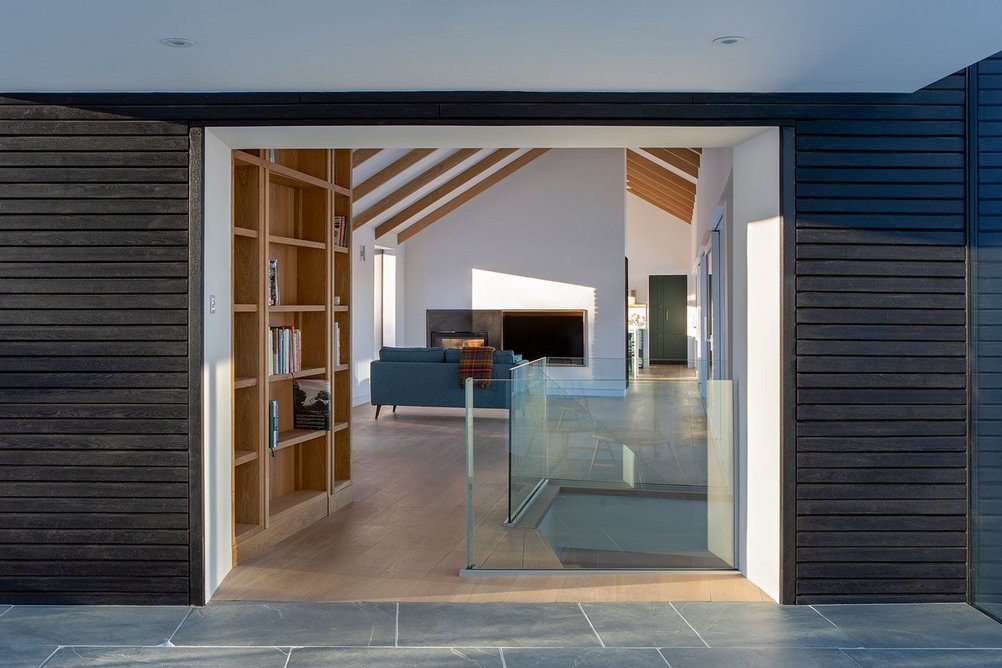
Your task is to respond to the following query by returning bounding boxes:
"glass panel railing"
[510,359,549,520]
[465,358,735,572]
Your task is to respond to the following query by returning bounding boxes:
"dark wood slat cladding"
[972,53,1002,622]
[0,107,190,605]
[789,69,968,604]
[1,54,994,606]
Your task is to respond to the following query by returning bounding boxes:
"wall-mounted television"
[501,310,586,363]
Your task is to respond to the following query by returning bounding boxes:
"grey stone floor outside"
[1,601,1001,667]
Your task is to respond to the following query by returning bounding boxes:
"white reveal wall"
[351,225,377,406]
[201,131,235,600]
[626,192,693,365]
[731,128,782,602]
[400,149,627,360]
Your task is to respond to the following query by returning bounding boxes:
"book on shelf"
[268,400,279,456]
[334,321,341,367]
[268,259,280,305]
[333,215,348,248]
[268,326,302,376]
[293,379,332,431]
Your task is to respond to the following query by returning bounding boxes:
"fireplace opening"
[430,331,489,349]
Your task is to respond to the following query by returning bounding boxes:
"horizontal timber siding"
[1,55,993,605]
[973,53,1002,621]
[793,71,968,604]
[0,109,192,604]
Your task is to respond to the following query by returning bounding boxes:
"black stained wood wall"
[972,53,1002,620]
[0,105,194,604]
[792,75,969,604]
[0,54,994,605]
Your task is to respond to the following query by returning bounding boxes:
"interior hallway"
[213,401,768,603]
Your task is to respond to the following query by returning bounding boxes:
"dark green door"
[649,275,688,363]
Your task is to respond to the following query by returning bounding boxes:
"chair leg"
[375,405,382,420]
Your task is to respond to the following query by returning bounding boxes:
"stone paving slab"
[0,642,56,668]
[502,647,667,667]
[844,648,1002,666]
[815,603,1002,649]
[0,605,190,646]
[170,602,396,647]
[579,602,705,648]
[0,605,191,668]
[659,647,862,667]
[288,647,502,667]
[396,603,599,647]
[42,646,289,667]
[673,601,858,648]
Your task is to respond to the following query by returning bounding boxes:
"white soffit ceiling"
[3,0,1002,93]
[208,125,770,150]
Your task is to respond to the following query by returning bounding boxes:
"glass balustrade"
[465,358,735,571]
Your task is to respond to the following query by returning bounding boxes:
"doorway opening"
[201,126,783,603]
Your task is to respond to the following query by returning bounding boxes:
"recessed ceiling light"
[712,35,747,46]
[160,37,195,48]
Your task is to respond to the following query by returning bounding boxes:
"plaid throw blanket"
[459,346,495,389]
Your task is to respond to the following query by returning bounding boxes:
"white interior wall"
[351,226,377,406]
[625,192,693,364]
[690,148,733,367]
[394,244,407,346]
[731,128,782,602]
[201,131,234,600]
[692,148,734,265]
[401,149,626,360]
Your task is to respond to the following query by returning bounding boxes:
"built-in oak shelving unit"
[231,148,353,564]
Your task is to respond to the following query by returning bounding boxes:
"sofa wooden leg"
[392,405,397,414]
[375,405,382,420]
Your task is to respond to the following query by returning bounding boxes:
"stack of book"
[293,379,332,430]
[268,259,280,305]
[268,326,302,376]
[333,216,348,248]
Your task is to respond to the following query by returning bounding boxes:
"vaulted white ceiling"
[3,0,1002,93]
[350,145,701,243]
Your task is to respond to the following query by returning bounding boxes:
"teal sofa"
[369,347,520,417]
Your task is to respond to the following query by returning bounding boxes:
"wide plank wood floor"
[213,402,769,603]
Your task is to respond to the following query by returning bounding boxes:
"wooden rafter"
[628,185,690,222]
[626,149,700,223]
[398,149,549,244]
[352,149,382,168]
[628,185,686,220]
[626,150,696,197]
[640,147,700,179]
[626,170,694,218]
[627,182,690,222]
[353,149,479,229]
[626,167,694,209]
[625,162,697,206]
[375,149,518,239]
[354,148,435,201]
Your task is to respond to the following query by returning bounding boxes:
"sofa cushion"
[444,348,462,364]
[379,346,446,363]
[492,349,519,365]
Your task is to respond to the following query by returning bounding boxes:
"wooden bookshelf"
[231,148,353,564]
